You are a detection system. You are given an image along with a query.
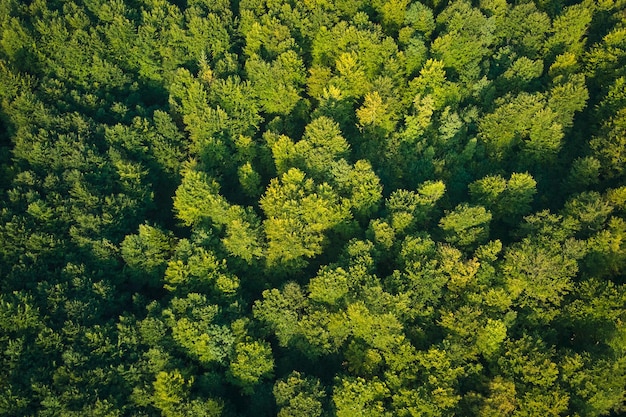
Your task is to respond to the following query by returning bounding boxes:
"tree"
[503,238,580,323]
[227,341,275,394]
[173,163,265,262]
[357,91,397,134]
[184,1,232,63]
[468,175,507,213]
[1,0,625,415]
[206,76,263,138]
[287,116,351,181]
[403,2,435,38]
[173,165,230,227]
[590,107,626,180]
[439,204,492,250]
[386,181,446,234]
[469,173,537,223]
[585,217,626,279]
[164,293,235,366]
[406,59,461,111]
[308,266,350,307]
[152,370,190,416]
[273,371,326,417]
[495,2,550,59]
[562,191,613,237]
[391,347,465,416]
[121,224,175,288]
[477,376,517,417]
[333,377,391,417]
[431,0,495,84]
[332,159,384,219]
[545,3,593,60]
[565,156,601,192]
[478,90,570,168]
[559,279,626,415]
[546,74,589,129]
[253,282,307,350]
[390,235,445,318]
[501,57,543,90]
[245,51,305,115]
[330,50,372,99]
[260,168,351,267]
[220,207,265,262]
[169,68,231,165]
[164,242,240,295]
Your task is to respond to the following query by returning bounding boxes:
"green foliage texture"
[0,0,625,415]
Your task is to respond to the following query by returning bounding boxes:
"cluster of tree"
[1,0,625,415]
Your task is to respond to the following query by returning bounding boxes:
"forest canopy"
[1,0,625,415]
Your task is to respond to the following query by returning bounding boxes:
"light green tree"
[260,168,351,267]
[439,204,492,250]
[245,51,305,115]
[152,370,191,416]
[227,341,274,394]
[545,3,593,59]
[333,377,391,417]
[431,0,494,83]
[503,238,579,322]
[469,173,536,222]
[591,107,626,179]
[121,224,175,287]
[273,371,326,417]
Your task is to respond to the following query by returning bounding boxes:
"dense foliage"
[1,0,625,415]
